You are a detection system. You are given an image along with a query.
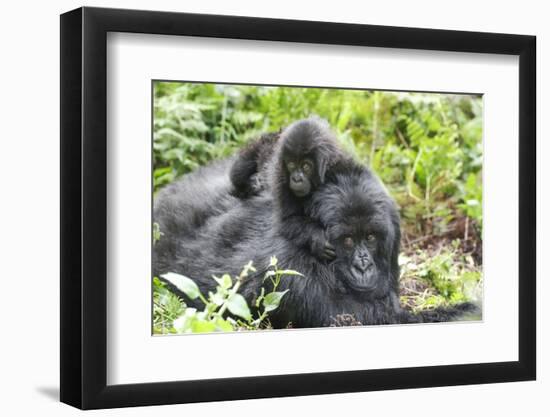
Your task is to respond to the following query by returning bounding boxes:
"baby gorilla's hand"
[249,173,265,194]
[310,231,336,261]
[322,240,336,260]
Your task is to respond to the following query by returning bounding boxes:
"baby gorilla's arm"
[279,215,335,261]
[229,132,279,198]
[248,173,265,195]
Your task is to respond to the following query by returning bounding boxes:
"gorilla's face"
[278,117,339,199]
[308,172,400,298]
[337,232,379,291]
[328,215,393,296]
[285,158,314,197]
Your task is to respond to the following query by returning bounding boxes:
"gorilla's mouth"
[348,264,378,291]
[290,182,311,197]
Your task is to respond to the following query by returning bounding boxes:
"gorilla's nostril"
[353,255,373,273]
[354,259,368,273]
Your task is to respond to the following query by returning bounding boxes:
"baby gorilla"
[272,117,351,261]
[230,117,349,261]
[272,118,339,260]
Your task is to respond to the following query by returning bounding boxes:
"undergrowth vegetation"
[153,82,483,333]
[153,258,301,334]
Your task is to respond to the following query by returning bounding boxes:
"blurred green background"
[153,81,483,331]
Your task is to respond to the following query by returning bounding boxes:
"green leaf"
[222,274,233,288]
[226,293,252,321]
[263,290,289,312]
[153,276,165,288]
[153,222,163,244]
[213,274,232,289]
[263,270,276,281]
[278,270,303,277]
[210,291,224,306]
[173,308,197,332]
[161,273,201,300]
[215,317,234,332]
[192,320,217,333]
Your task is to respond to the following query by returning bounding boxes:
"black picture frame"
[60,6,536,410]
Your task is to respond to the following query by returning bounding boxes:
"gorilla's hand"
[249,173,264,195]
[310,230,336,261]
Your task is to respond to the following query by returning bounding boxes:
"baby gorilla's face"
[286,158,314,197]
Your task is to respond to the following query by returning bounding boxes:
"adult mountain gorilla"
[154,160,477,328]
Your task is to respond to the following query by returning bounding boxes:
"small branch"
[407,148,423,202]
[406,234,434,245]
[395,126,410,149]
[219,91,228,143]
[369,92,380,165]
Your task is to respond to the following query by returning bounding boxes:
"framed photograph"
[60,6,536,410]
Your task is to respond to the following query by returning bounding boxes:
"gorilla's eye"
[366,234,376,242]
[287,162,296,171]
[302,161,312,173]
[343,237,354,248]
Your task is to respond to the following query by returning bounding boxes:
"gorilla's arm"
[277,215,335,261]
[229,145,260,198]
[229,132,279,198]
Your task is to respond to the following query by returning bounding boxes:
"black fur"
[229,131,279,198]
[153,159,479,328]
[153,158,238,274]
[230,117,352,261]
[271,117,352,261]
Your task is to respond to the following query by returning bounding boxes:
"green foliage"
[152,222,163,245]
[153,277,185,335]
[399,241,482,312]
[153,258,301,334]
[153,82,483,319]
[370,94,482,236]
[458,172,483,230]
[153,83,267,190]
